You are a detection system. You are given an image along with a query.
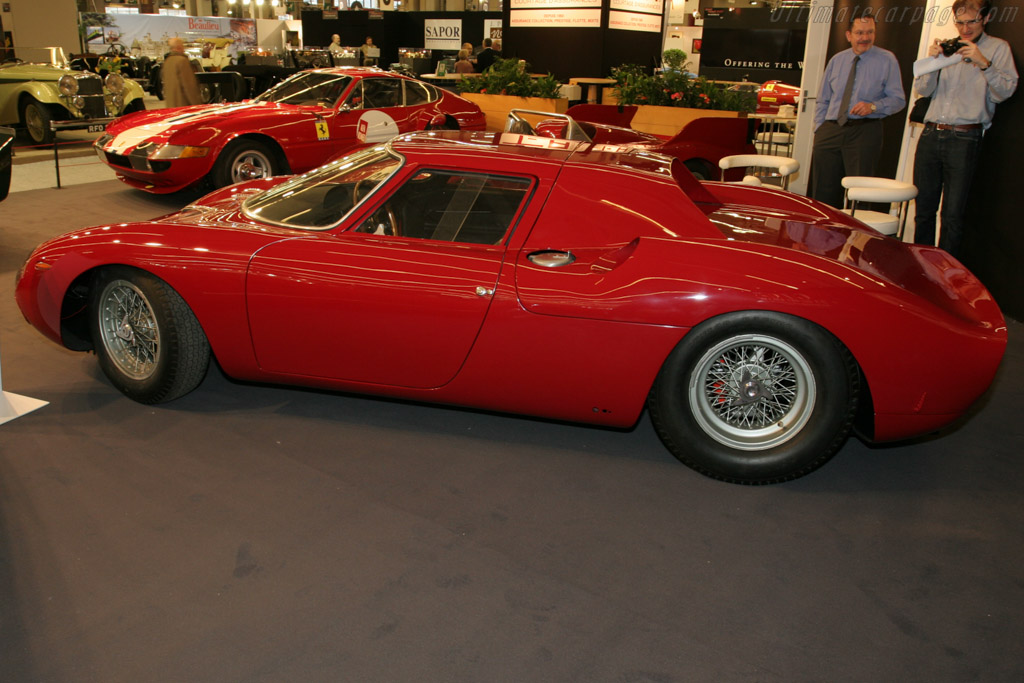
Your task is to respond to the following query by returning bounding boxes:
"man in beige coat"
[162,37,201,108]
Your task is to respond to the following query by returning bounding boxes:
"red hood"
[103,101,318,152]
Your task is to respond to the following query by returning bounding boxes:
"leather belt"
[826,118,877,127]
[925,122,983,131]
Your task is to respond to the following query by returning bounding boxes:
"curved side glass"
[242,146,404,230]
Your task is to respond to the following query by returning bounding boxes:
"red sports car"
[17,130,1006,484]
[756,80,801,114]
[93,67,486,194]
[533,104,756,180]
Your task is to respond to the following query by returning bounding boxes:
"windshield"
[242,145,403,230]
[255,71,352,107]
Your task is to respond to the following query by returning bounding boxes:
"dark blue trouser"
[912,125,983,257]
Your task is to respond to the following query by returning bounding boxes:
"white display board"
[424,19,463,50]
[509,9,602,28]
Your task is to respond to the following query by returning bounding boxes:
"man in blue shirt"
[811,12,906,208]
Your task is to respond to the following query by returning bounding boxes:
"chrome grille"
[75,74,103,96]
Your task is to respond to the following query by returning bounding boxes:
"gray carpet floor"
[2,180,1022,682]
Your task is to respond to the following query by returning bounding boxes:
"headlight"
[95,133,113,148]
[59,74,79,96]
[71,96,86,110]
[105,73,125,94]
[149,144,210,160]
[110,94,124,110]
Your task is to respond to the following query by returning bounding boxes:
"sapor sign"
[424,19,462,49]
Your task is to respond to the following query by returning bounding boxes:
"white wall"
[4,0,81,60]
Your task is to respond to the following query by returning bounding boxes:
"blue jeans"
[912,125,982,257]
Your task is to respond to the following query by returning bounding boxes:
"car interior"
[354,169,532,245]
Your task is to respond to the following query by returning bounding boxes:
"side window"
[342,81,363,109]
[404,80,433,107]
[354,170,532,245]
[361,78,402,108]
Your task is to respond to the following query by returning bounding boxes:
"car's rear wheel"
[648,312,858,484]
[20,99,54,145]
[212,139,278,188]
[90,267,210,404]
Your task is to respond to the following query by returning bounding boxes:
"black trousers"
[810,119,883,209]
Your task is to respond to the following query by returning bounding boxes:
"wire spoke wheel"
[648,312,858,484]
[97,278,161,381]
[690,335,814,451]
[90,267,211,404]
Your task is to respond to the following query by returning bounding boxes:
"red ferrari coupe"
[17,130,1006,484]
[93,67,486,194]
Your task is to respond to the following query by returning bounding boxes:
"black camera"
[940,38,968,57]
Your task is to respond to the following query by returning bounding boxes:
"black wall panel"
[963,14,1024,320]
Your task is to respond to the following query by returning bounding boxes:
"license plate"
[88,123,107,133]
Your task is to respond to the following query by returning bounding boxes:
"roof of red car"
[387,130,721,204]
[306,66,408,78]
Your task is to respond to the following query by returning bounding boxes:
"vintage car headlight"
[105,73,125,94]
[59,74,79,97]
[71,96,86,110]
[150,144,210,160]
[110,94,124,110]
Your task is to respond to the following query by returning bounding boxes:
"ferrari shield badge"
[315,119,330,141]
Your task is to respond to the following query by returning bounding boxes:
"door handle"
[475,286,494,297]
[527,250,576,268]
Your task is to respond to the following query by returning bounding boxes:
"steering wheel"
[378,204,399,236]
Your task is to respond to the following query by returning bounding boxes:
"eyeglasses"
[953,17,984,26]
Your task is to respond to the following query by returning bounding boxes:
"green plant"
[457,58,563,99]
[662,49,689,72]
[611,52,756,113]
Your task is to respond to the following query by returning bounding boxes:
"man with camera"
[811,11,905,209]
[912,0,1017,257]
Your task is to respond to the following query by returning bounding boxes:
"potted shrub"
[457,58,567,131]
[609,51,756,137]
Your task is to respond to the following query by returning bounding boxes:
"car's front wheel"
[90,267,210,404]
[212,138,278,188]
[20,99,54,145]
[648,312,858,484]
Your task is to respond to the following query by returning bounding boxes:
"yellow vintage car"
[0,47,145,144]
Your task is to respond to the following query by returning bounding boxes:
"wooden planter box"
[462,93,570,131]
[598,89,747,137]
[630,105,747,138]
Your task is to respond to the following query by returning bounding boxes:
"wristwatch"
[980,59,991,71]
[870,103,877,113]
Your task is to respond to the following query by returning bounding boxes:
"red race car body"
[17,131,1006,484]
[94,67,486,194]
[756,80,801,114]
[549,104,756,180]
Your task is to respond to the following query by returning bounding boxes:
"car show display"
[15,127,1006,484]
[0,48,146,144]
[93,67,486,194]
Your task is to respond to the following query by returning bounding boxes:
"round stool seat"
[841,208,899,235]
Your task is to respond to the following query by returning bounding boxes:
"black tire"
[684,159,714,181]
[20,99,54,144]
[122,97,146,114]
[211,138,278,189]
[648,312,859,484]
[0,166,10,202]
[90,267,210,404]
[426,116,459,131]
